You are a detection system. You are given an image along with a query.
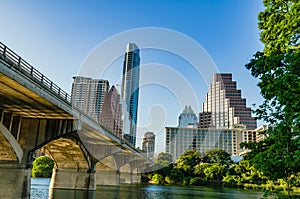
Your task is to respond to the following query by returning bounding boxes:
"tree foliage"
[175,149,200,176]
[32,156,54,178]
[244,0,300,197]
[147,149,300,190]
[203,149,232,166]
[223,160,267,185]
[156,152,172,163]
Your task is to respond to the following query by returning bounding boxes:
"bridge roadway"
[0,42,153,199]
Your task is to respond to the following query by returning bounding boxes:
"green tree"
[244,0,300,197]
[32,156,54,178]
[224,160,267,185]
[152,152,173,178]
[204,149,232,166]
[165,168,185,184]
[203,164,226,182]
[194,163,211,179]
[175,149,200,176]
[151,173,165,184]
[155,152,172,168]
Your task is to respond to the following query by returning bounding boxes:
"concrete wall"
[0,164,31,199]
[50,168,95,190]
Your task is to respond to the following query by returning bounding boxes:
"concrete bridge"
[0,42,152,199]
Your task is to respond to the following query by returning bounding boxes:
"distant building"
[142,132,155,159]
[201,73,257,130]
[255,125,269,142]
[165,126,258,161]
[121,43,140,146]
[99,86,123,138]
[178,105,198,128]
[71,76,109,121]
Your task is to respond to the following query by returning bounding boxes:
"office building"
[178,105,198,128]
[99,86,123,138]
[71,76,109,121]
[165,126,258,161]
[201,73,257,130]
[199,112,213,128]
[121,43,140,146]
[142,132,155,159]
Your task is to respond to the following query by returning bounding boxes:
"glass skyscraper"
[178,105,198,128]
[121,43,140,146]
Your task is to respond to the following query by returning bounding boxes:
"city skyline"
[0,1,265,152]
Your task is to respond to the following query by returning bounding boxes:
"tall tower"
[201,73,256,129]
[121,43,140,146]
[71,76,109,121]
[178,105,198,128]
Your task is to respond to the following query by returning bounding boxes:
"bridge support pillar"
[49,168,95,191]
[132,172,141,183]
[0,164,31,199]
[96,171,120,186]
[119,172,133,184]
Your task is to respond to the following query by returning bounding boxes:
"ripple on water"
[30,178,50,199]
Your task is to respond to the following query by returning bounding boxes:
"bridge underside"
[0,48,152,199]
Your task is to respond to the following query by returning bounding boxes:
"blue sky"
[0,1,265,152]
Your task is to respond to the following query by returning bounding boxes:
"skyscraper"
[142,132,155,159]
[121,43,140,146]
[178,105,198,128]
[201,73,256,129]
[99,85,123,138]
[71,76,109,121]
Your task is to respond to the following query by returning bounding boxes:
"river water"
[31,178,263,199]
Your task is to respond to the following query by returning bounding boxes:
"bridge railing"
[0,42,152,159]
[0,42,72,104]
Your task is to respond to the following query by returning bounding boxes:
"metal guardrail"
[0,42,72,104]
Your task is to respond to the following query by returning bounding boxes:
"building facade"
[121,43,140,146]
[199,112,213,128]
[99,85,123,138]
[178,105,198,128]
[165,126,258,161]
[201,73,257,130]
[142,132,155,159]
[71,76,109,121]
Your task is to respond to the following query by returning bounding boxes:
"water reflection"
[49,185,262,199]
[31,178,263,199]
[31,178,51,199]
[49,189,95,199]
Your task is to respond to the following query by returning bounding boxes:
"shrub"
[32,156,54,178]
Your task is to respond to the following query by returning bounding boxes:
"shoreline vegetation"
[144,150,300,199]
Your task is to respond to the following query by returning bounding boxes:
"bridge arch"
[37,137,90,170]
[0,122,23,163]
[30,132,96,191]
[95,155,120,185]
[119,163,132,184]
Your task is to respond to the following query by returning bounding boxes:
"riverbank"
[147,179,300,198]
